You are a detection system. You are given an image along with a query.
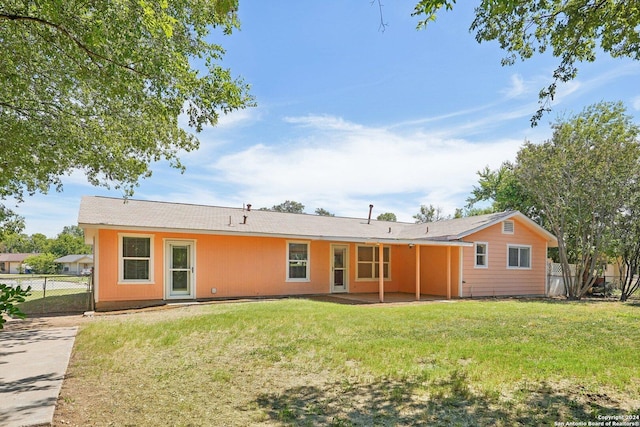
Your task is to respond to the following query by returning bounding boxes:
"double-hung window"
[475,242,488,268]
[119,235,154,283]
[507,245,531,269]
[287,241,310,281]
[357,245,390,280]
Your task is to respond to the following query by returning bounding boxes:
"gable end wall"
[461,218,548,297]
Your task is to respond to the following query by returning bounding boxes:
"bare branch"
[371,0,388,32]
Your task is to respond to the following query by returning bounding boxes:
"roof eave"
[77,223,473,246]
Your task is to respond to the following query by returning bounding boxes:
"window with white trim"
[357,245,390,280]
[287,241,310,281]
[507,245,531,269]
[475,242,488,268]
[119,235,154,283]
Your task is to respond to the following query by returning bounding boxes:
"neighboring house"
[54,254,94,275]
[78,196,558,311]
[0,253,39,274]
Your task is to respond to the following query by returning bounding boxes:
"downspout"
[446,246,452,300]
[378,243,384,302]
[415,244,421,301]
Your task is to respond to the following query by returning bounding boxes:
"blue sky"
[13,1,640,236]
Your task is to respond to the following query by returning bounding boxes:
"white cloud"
[215,108,260,129]
[210,115,521,221]
[502,74,528,99]
[632,96,640,111]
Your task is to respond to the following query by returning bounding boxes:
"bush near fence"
[547,262,632,298]
[0,274,93,315]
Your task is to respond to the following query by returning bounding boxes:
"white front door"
[165,240,195,299]
[331,245,348,293]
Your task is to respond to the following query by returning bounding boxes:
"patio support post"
[415,245,421,301]
[446,246,452,300]
[378,243,384,303]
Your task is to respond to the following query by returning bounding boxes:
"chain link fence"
[1,274,93,315]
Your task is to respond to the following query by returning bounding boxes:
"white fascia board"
[78,223,473,247]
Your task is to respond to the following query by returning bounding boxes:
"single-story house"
[0,253,39,274]
[54,254,94,275]
[78,196,558,311]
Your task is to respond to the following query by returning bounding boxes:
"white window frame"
[118,233,155,284]
[356,245,391,281]
[474,242,488,268]
[286,241,310,282]
[502,220,515,234]
[507,244,531,269]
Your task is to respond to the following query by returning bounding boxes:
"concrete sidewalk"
[0,327,78,427]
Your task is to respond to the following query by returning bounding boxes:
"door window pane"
[172,246,188,269]
[172,271,188,291]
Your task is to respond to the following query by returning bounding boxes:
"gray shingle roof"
[54,254,93,263]
[78,196,557,246]
[0,253,38,262]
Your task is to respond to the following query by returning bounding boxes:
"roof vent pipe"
[367,204,374,224]
[243,215,248,224]
[247,204,252,212]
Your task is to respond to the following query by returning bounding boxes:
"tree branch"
[371,0,388,32]
[0,13,145,76]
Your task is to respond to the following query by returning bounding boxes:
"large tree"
[0,0,253,212]
[515,101,640,300]
[411,1,640,124]
[610,184,640,302]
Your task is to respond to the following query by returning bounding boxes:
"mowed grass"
[19,289,91,315]
[56,299,640,426]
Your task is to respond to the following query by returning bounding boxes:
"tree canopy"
[412,1,640,124]
[515,101,640,299]
[413,204,448,223]
[315,208,335,217]
[0,224,91,256]
[466,163,539,220]
[267,201,306,214]
[376,212,397,222]
[0,0,254,220]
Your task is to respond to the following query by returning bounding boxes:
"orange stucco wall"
[93,218,549,307]
[460,218,548,297]
[95,229,433,305]
[419,246,461,298]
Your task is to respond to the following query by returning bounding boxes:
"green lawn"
[2,274,93,314]
[56,298,640,426]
